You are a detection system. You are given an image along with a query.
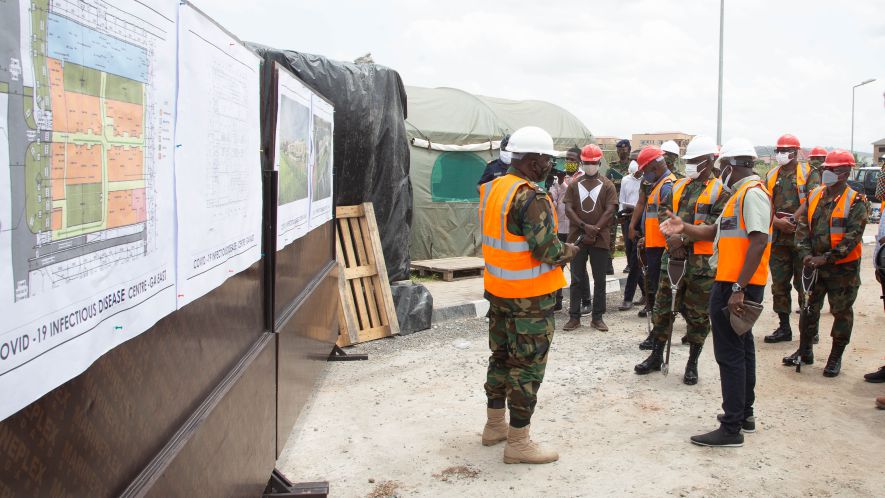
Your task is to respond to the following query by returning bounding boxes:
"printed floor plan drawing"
[3,0,164,301]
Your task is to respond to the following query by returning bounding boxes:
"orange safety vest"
[767,162,810,205]
[715,180,772,285]
[479,174,566,298]
[806,186,862,264]
[672,177,724,256]
[644,173,677,248]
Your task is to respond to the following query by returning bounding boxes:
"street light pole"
[851,78,876,155]
[716,0,724,145]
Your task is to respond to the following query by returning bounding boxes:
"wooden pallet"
[411,256,485,282]
[336,203,399,347]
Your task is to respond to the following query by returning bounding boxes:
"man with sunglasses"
[479,126,578,464]
[786,150,868,377]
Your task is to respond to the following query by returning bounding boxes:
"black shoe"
[622,265,630,274]
[823,341,847,378]
[764,326,792,343]
[683,343,702,385]
[716,414,756,433]
[782,348,814,366]
[638,307,649,318]
[864,366,885,383]
[680,335,689,345]
[639,331,656,350]
[690,427,744,447]
[554,302,563,312]
[580,304,592,317]
[634,341,664,374]
[813,333,819,344]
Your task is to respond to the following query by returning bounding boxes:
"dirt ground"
[278,231,885,497]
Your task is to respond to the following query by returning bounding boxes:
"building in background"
[874,137,885,162]
[632,132,694,155]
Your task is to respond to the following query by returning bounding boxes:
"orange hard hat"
[776,134,801,149]
[809,146,828,158]
[821,149,855,168]
[636,146,663,169]
[580,144,603,162]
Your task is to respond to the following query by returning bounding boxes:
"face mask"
[775,152,793,166]
[583,163,599,176]
[564,160,579,173]
[720,165,734,193]
[499,150,512,165]
[628,160,639,175]
[684,158,707,180]
[821,170,838,187]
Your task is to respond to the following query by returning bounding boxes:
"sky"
[200,0,885,155]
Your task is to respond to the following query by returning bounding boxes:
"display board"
[0,0,178,422]
[174,5,263,308]
[309,95,334,229]
[274,64,313,249]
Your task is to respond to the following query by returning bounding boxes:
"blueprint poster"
[308,95,334,229]
[274,64,312,249]
[0,0,178,421]
[174,5,263,309]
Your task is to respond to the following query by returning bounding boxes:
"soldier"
[806,146,828,187]
[479,126,578,464]
[605,139,632,275]
[763,134,820,344]
[634,136,729,385]
[784,150,868,377]
[661,137,773,447]
[629,146,677,343]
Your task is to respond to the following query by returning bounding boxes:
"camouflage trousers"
[651,253,714,345]
[484,292,556,425]
[798,261,860,342]
[770,244,806,314]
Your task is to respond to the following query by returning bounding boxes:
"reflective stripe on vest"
[714,180,772,285]
[673,178,724,256]
[479,174,566,298]
[644,173,677,248]
[767,162,810,205]
[806,186,862,264]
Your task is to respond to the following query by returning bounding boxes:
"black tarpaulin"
[249,43,413,282]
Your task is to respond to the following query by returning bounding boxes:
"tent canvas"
[406,86,594,261]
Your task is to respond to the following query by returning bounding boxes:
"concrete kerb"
[430,275,629,323]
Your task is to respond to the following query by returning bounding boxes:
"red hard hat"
[809,146,827,158]
[636,146,663,169]
[580,144,603,162]
[821,149,855,168]
[776,134,801,149]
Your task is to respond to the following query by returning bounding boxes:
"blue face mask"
[642,170,658,183]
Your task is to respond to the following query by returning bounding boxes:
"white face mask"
[775,152,792,166]
[821,170,839,187]
[583,163,599,176]
[684,158,707,180]
[720,165,734,193]
[499,150,512,165]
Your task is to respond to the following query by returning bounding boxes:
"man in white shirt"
[618,161,646,310]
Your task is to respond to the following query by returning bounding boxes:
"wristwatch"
[731,283,745,294]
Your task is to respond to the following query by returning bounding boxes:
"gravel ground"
[277,237,885,497]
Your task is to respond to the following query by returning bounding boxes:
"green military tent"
[406,86,595,261]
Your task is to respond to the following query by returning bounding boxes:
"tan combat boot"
[502,425,559,464]
[481,408,508,446]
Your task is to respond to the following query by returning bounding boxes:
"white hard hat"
[719,137,758,159]
[661,140,680,156]
[628,160,639,174]
[505,126,556,156]
[683,135,717,160]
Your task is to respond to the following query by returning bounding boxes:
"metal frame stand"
[263,468,329,497]
[327,344,368,361]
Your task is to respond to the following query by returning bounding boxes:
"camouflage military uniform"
[807,160,823,189]
[768,165,820,314]
[484,174,573,426]
[606,159,631,255]
[795,188,868,342]
[651,179,730,344]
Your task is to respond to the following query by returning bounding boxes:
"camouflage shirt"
[606,159,630,191]
[505,172,573,266]
[663,177,730,268]
[769,163,821,245]
[796,187,868,263]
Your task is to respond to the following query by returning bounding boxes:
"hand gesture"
[727,289,745,316]
[659,210,684,236]
[774,216,797,234]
